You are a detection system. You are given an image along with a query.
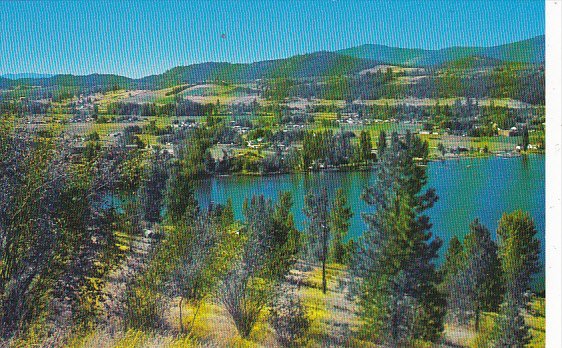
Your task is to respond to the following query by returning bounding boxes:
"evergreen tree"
[447,219,502,331]
[165,165,199,224]
[330,188,352,264]
[496,211,540,308]
[493,211,540,346]
[271,192,301,273]
[443,237,464,281]
[140,152,169,223]
[442,237,468,324]
[437,142,446,157]
[359,130,372,164]
[353,132,445,344]
[462,220,503,330]
[522,128,530,151]
[377,130,387,157]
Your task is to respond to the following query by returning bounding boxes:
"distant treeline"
[105,100,215,117]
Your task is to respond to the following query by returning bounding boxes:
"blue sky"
[0,1,544,78]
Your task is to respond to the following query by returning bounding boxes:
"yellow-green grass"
[61,114,173,143]
[114,231,133,253]
[168,299,276,347]
[65,328,199,348]
[313,112,338,120]
[70,122,121,136]
[136,134,159,147]
[146,115,174,128]
[296,263,374,347]
[313,99,347,108]
[527,298,545,348]
[95,90,135,112]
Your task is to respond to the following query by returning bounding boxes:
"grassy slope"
[62,258,545,348]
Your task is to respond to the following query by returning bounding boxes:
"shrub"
[123,282,165,330]
[220,270,270,338]
[270,291,310,347]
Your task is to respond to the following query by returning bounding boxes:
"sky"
[0,0,545,78]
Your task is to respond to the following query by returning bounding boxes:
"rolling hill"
[337,35,544,66]
[1,73,54,80]
[137,52,379,88]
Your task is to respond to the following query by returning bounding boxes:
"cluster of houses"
[171,120,201,129]
[232,124,251,134]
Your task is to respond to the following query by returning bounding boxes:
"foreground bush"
[270,291,310,347]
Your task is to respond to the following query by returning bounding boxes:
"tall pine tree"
[353,131,445,344]
[493,211,540,346]
[330,188,352,264]
[444,220,503,330]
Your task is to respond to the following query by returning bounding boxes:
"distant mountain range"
[0,35,544,90]
[337,35,544,66]
[1,73,54,80]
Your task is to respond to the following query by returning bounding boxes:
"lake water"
[195,155,545,289]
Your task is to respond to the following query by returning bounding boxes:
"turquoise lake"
[195,155,545,289]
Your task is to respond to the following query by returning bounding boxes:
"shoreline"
[202,151,545,179]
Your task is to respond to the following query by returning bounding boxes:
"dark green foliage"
[270,192,301,276]
[442,237,469,323]
[437,142,446,157]
[165,165,199,224]
[497,211,540,308]
[444,220,503,330]
[464,221,503,321]
[358,130,372,164]
[330,188,353,264]
[353,131,445,344]
[522,128,529,151]
[140,152,169,223]
[241,194,299,281]
[443,237,464,280]
[377,130,387,157]
[491,211,540,346]
[301,130,356,169]
[83,139,101,161]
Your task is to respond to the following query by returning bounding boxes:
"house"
[497,127,519,137]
